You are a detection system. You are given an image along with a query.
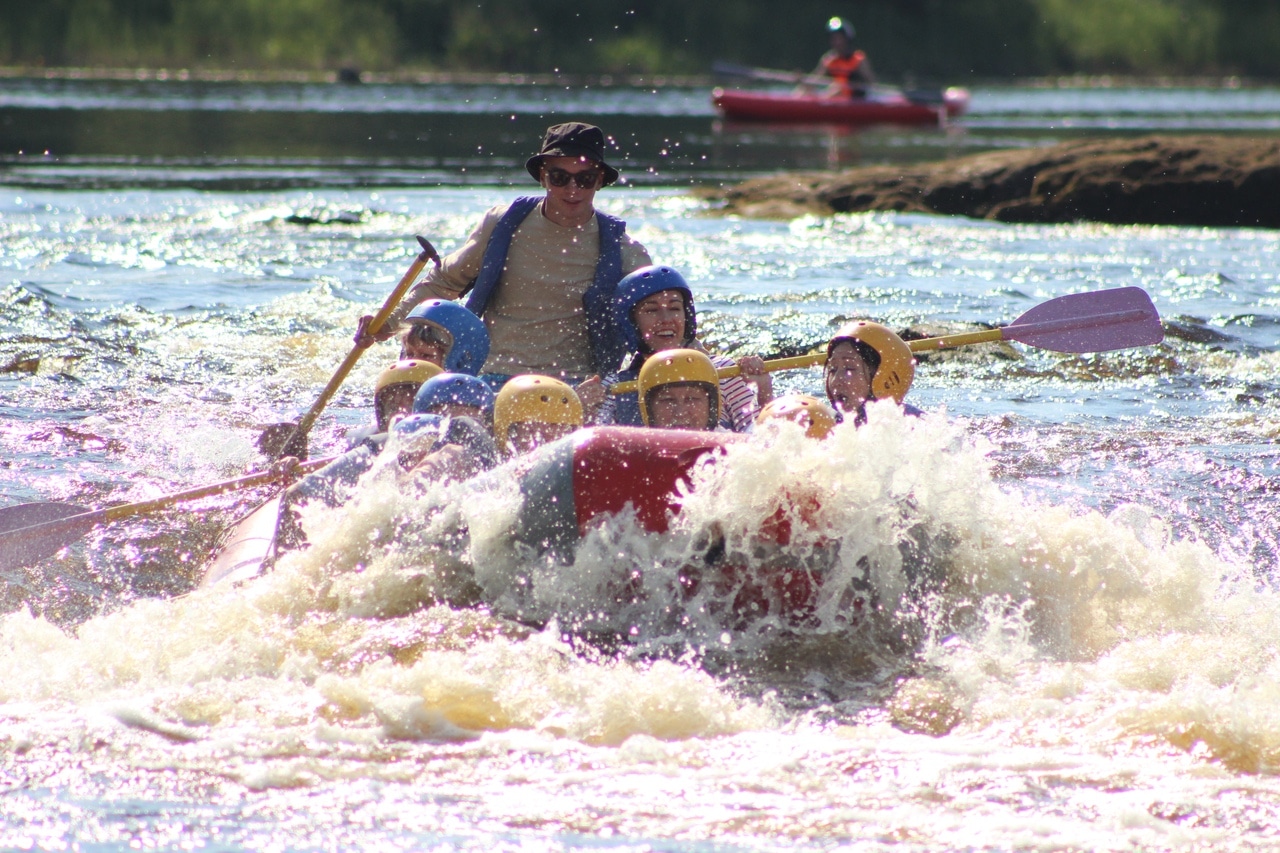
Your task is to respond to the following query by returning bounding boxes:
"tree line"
[3,0,1276,80]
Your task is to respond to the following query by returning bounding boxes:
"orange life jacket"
[822,50,867,96]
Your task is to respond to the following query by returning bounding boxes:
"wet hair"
[854,340,880,373]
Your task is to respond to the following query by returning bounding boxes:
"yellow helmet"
[637,348,721,428]
[493,375,584,452]
[375,359,443,397]
[755,394,838,439]
[374,359,443,431]
[826,321,915,404]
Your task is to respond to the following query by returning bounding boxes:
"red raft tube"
[512,425,835,622]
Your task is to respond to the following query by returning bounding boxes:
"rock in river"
[708,135,1280,228]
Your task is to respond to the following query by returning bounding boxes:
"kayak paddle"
[711,60,949,106]
[0,455,337,572]
[609,286,1163,394]
[259,235,441,459]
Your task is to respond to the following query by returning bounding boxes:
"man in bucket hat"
[356,122,651,415]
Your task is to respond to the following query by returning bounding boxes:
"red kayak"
[712,86,970,125]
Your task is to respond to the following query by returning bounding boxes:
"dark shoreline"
[702,134,1280,228]
[0,65,1264,89]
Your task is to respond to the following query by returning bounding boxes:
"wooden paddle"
[609,286,1163,394]
[259,235,441,459]
[0,455,337,572]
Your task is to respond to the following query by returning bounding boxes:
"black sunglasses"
[543,167,602,189]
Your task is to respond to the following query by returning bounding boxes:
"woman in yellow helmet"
[637,348,723,432]
[493,375,585,456]
[823,321,923,425]
[341,358,444,451]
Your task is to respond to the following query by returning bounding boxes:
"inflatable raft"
[712,86,970,125]
[202,426,867,626]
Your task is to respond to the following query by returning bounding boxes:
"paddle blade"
[0,503,94,571]
[1006,287,1163,353]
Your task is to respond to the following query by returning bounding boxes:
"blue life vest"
[602,357,645,426]
[463,196,628,374]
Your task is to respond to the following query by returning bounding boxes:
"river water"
[2,79,1280,850]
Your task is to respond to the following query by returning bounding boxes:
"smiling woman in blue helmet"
[596,264,771,431]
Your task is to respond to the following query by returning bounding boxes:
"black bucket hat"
[525,122,620,186]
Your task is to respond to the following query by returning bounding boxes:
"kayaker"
[354,121,653,412]
[754,394,838,439]
[492,375,585,457]
[823,321,923,424]
[813,16,875,99]
[412,373,497,428]
[637,348,724,432]
[598,265,771,431]
[397,298,490,374]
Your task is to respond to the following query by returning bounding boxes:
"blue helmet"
[412,372,496,416]
[391,412,447,438]
[611,265,698,357]
[404,299,490,375]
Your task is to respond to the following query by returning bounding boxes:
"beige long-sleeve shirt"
[392,200,651,378]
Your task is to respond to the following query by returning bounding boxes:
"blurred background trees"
[0,0,1272,79]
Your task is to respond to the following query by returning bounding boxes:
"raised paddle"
[609,286,1163,394]
[259,235,442,459]
[0,455,337,572]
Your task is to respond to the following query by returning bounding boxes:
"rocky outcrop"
[708,135,1280,227]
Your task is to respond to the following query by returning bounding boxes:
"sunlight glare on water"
[2,177,1280,850]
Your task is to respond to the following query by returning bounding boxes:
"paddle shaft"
[608,290,1161,394]
[0,455,335,552]
[711,60,935,104]
[287,236,440,444]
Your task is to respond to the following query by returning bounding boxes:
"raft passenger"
[599,265,771,431]
[397,298,490,374]
[755,393,838,439]
[824,321,922,424]
[493,375,585,457]
[412,372,497,428]
[637,349,724,432]
[355,122,653,418]
[344,358,444,450]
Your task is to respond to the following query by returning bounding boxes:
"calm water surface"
[2,80,1280,851]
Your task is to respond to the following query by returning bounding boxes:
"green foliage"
[593,34,697,76]
[1035,0,1220,72]
[0,0,1274,77]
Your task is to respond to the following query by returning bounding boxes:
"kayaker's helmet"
[612,265,698,357]
[493,375,584,453]
[374,359,443,431]
[755,394,838,439]
[412,372,496,417]
[403,299,490,375]
[637,348,721,429]
[826,321,915,404]
[827,16,855,40]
